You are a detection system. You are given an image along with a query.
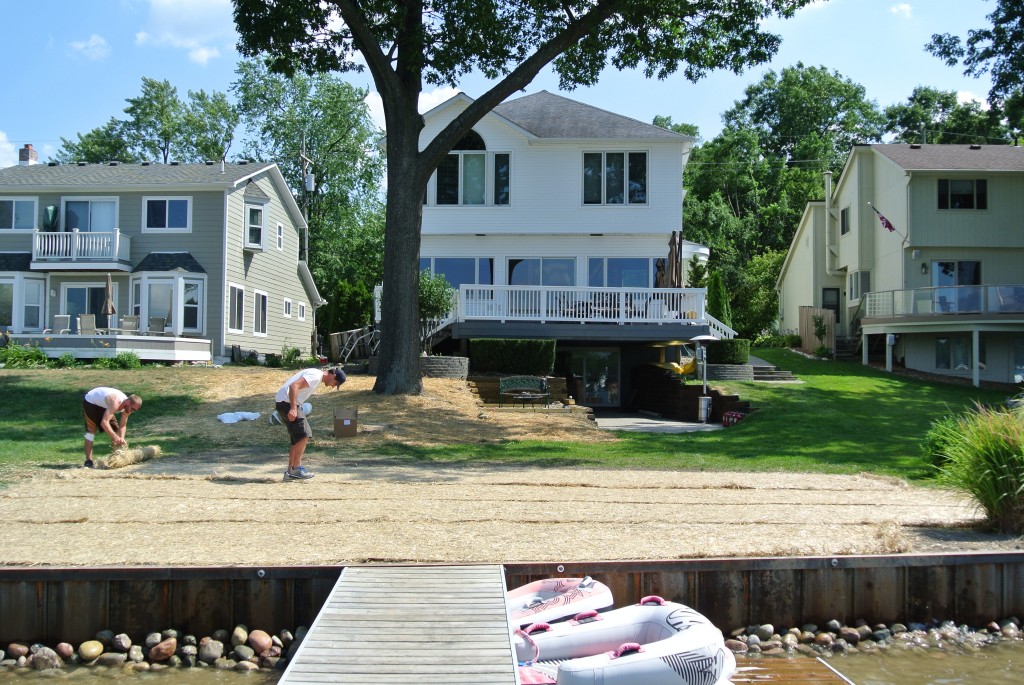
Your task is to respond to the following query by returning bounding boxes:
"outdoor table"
[502,391,550,408]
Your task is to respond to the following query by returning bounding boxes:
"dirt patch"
[0,367,1020,567]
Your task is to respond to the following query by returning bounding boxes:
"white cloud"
[957,90,990,109]
[889,4,912,19]
[70,34,111,60]
[0,132,17,169]
[135,0,235,65]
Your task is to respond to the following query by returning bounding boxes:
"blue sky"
[0,0,998,168]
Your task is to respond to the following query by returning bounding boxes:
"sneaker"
[286,465,314,480]
[83,459,94,468]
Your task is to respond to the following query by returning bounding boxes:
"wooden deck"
[278,564,517,685]
[732,657,855,683]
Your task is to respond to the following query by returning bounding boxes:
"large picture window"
[143,197,191,232]
[419,257,494,288]
[432,130,510,206]
[938,179,987,210]
[588,257,656,287]
[0,197,37,230]
[64,197,117,232]
[583,152,647,205]
[508,258,575,286]
[935,336,985,371]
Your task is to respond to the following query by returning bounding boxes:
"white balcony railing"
[457,285,707,324]
[865,285,1024,317]
[32,229,131,262]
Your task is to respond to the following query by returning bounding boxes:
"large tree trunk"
[372,109,426,395]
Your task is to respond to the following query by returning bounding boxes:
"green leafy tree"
[706,271,732,329]
[181,89,240,162]
[55,118,140,164]
[233,0,818,395]
[684,254,707,289]
[232,58,386,334]
[884,86,1009,145]
[926,0,1024,106]
[418,270,456,354]
[730,248,784,338]
[652,115,700,141]
[123,78,186,163]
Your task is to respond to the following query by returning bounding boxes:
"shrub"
[52,353,80,369]
[705,338,750,365]
[469,338,555,375]
[93,352,142,370]
[814,345,831,358]
[264,353,282,368]
[934,403,1024,534]
[281,346,303,367]
[0,342,49,368]
[922,412,962,468]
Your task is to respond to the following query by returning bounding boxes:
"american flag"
[870,204,895,232]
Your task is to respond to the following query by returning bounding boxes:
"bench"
[499,375,551,407]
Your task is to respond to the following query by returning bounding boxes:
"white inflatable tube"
[515,596,735,685]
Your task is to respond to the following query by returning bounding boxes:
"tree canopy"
[883,86,1009,145]
[232,0,817,395]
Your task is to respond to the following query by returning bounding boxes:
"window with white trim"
[298,302,306,321]
[23,279,43,330]
[143,197,191,232]
[228,285,244,333]
[63,197,117,232]
[182,279,203,331]
[431,130,510,206]
[276,223,284,250]
[244,203,267,250]
[583,152,647,205]
[254,290,268,336]
[283,298,292,318]
[0,197,37,230]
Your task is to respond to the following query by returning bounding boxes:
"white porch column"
[885,333,893,372]
[173,277,185,337]
[862,331,869,366]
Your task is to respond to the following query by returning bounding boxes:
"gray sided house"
[778,143,1024,386]
[0,147,324,363]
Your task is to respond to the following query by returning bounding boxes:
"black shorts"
[276,401,312,445]
[83,400,118,438]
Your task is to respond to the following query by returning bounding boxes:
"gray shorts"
[275,401,312,445]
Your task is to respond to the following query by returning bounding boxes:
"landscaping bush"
[282,346,303,367]
[52,353,80,369]
[752,333,802,349]
[922,412,963,468]
[934,403,1024,534]
[469,338,555,375]
[706,338,750,365]
[0,342,49,368]
[93,352,142,370]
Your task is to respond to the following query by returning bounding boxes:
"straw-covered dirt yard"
[1,367,1020,567]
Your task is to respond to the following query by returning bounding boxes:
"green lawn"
[0,350,1013,483]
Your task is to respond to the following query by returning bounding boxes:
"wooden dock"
[278,564,517,684]
[732,657,855,683]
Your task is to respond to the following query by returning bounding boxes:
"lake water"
[2,645,1022,683]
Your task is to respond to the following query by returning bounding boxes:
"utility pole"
[299,140,317,356]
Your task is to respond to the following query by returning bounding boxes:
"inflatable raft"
[507,576,613,628]
[514,596,735,685]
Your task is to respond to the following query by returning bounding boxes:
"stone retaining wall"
[366,356,469,379]
[706,364,754,381]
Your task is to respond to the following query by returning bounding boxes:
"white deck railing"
[456,284,708,324]
[865,284,1024,317]
[32,229,131,262]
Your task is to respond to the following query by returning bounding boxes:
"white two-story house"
[412,91,731,407]
[777,143,1024,386]
[0,145,324,363]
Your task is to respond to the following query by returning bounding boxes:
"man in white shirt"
[274,367,346,481]
[82,387,143,468]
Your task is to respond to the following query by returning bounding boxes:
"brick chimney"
[18,144,38,166]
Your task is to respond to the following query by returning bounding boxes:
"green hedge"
[706,338,750,364]
[469,338,556,375]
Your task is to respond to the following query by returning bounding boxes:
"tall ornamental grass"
[932,404,1024,533]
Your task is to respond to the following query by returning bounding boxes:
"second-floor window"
[938,179,987,210]
[143,197,191,232]
[0,197,36,230]
[432,130,510,207]
[245,203,266,249]
[840,207,850,235]
[583,152,647,205]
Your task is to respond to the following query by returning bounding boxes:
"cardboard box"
[333,408,358,437]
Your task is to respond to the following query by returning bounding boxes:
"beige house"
[778,143,1024,386]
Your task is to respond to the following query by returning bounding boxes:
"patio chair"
[44,314,71,334]
[119,315,140,333]
[77,314,99,335]
[148,317,168,336]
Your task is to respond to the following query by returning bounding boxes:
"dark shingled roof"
[0,253,32,271]
[243,182,271,201]
[493,91,688,141]
[0,161,275,188]
[872,144,1024,172]
[132,252,207,274]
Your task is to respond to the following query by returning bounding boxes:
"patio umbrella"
[666,231,681,288]
[101,273,116,320]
